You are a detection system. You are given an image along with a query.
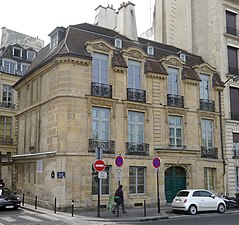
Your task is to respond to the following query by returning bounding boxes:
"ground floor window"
[236,167,239,192]
[92,166,110,195]
[129,166,146,194]
[204,167,215,191]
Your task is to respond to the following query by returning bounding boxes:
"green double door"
[165,167,186,203]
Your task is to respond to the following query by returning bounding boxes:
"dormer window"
[115,38,122,49]
[147,45,154,55]
[13,47,22,58]
[50,32,58,49]
[180,53,186,62]
[27,50,36,61]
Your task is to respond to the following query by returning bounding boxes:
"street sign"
[98,171,107,179]
[115,167,123,181]
[115,155,124,167]
[152,157,161,169]
[94,159,106,172]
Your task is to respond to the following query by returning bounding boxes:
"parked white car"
[172,189,226,215]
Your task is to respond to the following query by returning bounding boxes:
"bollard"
[71,200,74,217]
[22,193,25,206]
[117,205,119,217]
[144,200,146,217]
[54,197,56,214]
[35,196,37,210]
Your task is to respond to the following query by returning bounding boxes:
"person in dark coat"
[113,184,127,214]
[0,179,5,188]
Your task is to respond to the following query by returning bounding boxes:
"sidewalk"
[21,203,171,223]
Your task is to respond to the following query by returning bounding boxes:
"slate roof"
[15,22,223,87]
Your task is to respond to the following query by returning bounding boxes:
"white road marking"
[37,213,60,221]
[1,217,16,222]
[19,215,43,222]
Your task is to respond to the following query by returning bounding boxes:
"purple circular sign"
[152,157,161,169]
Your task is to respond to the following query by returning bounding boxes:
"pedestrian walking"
[113,184,127,214]
[0,179,5,188]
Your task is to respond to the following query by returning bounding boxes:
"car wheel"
[218,203,225,213]
[188,205,197,215]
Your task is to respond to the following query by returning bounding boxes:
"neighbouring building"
[13,2,225,210]
[150,0,239,196]
[0,27,44,188]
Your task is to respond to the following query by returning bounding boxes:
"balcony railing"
[91,82,112,98]
[0,102,15,109]
[231,112,239,121]
[199,99,215,112]
[126,142,149,156]
[226,26,239,36]
[228,67,239,76]
[167,94,184,108]
[0,137,13,145]
[88,139,115,154]
[201,146,218,159]
[127,88,146,103]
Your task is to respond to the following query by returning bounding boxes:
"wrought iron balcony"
[88,139,115,154]
[126,142,149,156]
[0,102,15,109]
[91,82,112,98]
[0,137,13,145]
[231,112,239,121]
[228,67,239,76]
[199,99,215,112]
[127,88,146,103]
[201,146,218,159]
[226,26,239,36]
[167,94,184,108]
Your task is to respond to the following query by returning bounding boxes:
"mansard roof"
[15,22,222,87]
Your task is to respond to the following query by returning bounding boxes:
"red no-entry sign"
[94,159,106,172]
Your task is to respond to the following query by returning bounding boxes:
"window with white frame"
[201,119,213,149]
[169,116,182,147]
[27,50,36,61]
[92,166,110,195]
[13,47,22,58]
[2,84,13,106]
[168,67,179,95]
[21,64,29,75]
[147,46,154,55]
[233,133,239,156]
[128,111,144,144]
[129,166,146,194]
[0,116,12,143]
[92,53,108,84]
[128,60,141,89]
[115,38,122,49]
[236,167,239,192]
[204,167,215,191]
[3,60,17,74]
[200,74,210,100]
[50,32,58,49]
[92,107,110,140]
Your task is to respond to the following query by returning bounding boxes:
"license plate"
[6,206,14,209]
[176,199,181,202]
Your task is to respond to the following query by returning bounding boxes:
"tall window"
[92,53,108,84]
[27,50,36,61]
[226,10,237,35]
[92,107,110,140]
[236,167,239,192]
[200,74,210,100]
[21,64,29,75]
[201,119,213,149]
[3,60,16,74]
[233,133,239,156]
[2,85,13,105]
[128,60,141,89]
[227,46,238,75]
[0,116,12,143]
[230,87,239,120]
[128,111,144,143]
[50,32,58,49]
[169,116,182,147]
[204,168,215,191]
[129,166,146,194]
[168,67,179,95]
[92,166,110,195]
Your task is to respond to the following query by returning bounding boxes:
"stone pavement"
[21,203,171,223]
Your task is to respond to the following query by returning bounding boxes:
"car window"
[2,188,11,195]
[177,191,189,197]
[199,191,211,197]
[192,191,201,197]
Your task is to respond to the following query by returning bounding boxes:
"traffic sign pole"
[152,157,161,214]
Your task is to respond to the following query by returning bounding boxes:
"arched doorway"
[165,166,186,203]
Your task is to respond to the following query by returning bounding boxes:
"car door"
[199,190,216,210]
[192,191,204,210]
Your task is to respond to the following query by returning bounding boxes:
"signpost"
[115,155,124,186]
[152,157,161,214]
[94,159,106,172]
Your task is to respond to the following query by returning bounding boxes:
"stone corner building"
[13,3,225,210]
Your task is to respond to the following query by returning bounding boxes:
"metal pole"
[72,200,74,217]
[35,196,37,210]
[22,193,25,206]
[157,170,160,213]
[54,197,56,213]
[144,200,146,217]
[97,176,100,217]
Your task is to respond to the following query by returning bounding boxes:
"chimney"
[116,1,138,41]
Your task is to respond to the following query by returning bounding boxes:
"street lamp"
[218,75,239,195]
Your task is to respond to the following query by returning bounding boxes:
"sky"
[1,0,154,46]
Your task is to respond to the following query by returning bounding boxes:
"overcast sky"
[1,0,154,46]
